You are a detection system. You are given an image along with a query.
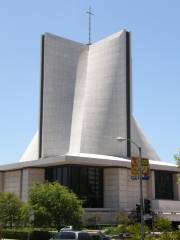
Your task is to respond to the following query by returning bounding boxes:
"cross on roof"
[86,6,94,45]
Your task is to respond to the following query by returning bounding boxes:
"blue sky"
[0,0,179,164]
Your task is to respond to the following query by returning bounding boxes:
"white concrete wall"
[42,33,88,157]
[147,171,155,199]
[80,31,127,157]
[21,168,44,202]
[0,168,44,201]
[69,48,89,153]
[20,132,39,162]
[157,213,180,222]
[40,31,130,159]
[152,199,180,212]
[84,209,119,224]
[21,169,29,201]
[118,168,148,210]
[131,117,161,161]
[104,168,119,209]
[104,167,148,211]
[20,30,161,162]
[43,31,128,158]
[4,170,21,197]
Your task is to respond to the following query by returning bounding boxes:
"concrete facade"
[0,153,180,222]
[104,168,148,210]
[4,170,21,197]
[0,168,44,202]
[20,30,160,162]
[0,30,179,223]
[21,168,44,201]
[103,167,180,212]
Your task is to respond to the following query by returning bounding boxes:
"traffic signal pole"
[138,147,145,240]
[116,138,145,240]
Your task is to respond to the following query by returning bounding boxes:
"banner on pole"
[131,157,150,180]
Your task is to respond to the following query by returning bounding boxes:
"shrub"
[126,223,150,240]
[159,231,180,240]
[2,229,28,240]
[104,224,127,235]
[153,216,171,232]
[116,212,132,225]
[1,229,53,240]
[30,230,53,240]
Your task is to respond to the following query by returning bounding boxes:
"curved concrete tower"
[20,30,160,162]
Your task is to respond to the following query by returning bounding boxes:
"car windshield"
[55,232,76,239]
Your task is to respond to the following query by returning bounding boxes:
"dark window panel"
[45,165,103,208]
[155,171,174,200]
[57,167,62,184]
[45,167,54,182]
[62,167,68,186]
[70,166,80,194]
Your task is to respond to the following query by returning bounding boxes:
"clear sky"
[0,0,179,165]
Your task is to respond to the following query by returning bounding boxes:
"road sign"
[131,157,150,180]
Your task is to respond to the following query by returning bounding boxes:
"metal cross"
[86,6,94,45]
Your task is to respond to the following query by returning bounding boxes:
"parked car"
[88,231,111,240]
[50,230,92,240]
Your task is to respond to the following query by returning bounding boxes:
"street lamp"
[116,137,144,240]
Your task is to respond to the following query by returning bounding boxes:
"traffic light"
[144,199,151,214]
[136,204,140,213]
[136,204,141,221]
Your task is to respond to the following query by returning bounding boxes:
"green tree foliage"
[174,149,180,183]
[20,203,32,227]
[0,192,22,228]
[174,149,180,164]
[28,182,83,230]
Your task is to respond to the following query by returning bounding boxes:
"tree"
[28,182,83,230]
[174,149,180,183]
[0,192,22,228]
[20,203,32,227]
[174,149,180,165]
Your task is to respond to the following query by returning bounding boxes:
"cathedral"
[0,30,179,223]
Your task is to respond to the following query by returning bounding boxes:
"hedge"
[1,229,53,240]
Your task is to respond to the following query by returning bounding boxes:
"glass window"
[45,167,54,182]
[57,167,62,184]
[45,165,103,208]
[80,167,88,194]
[62,167,68,186]
[70,166,80,194]
[155,171,174,200]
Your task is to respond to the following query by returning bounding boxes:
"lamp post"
[116,137,144,240]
